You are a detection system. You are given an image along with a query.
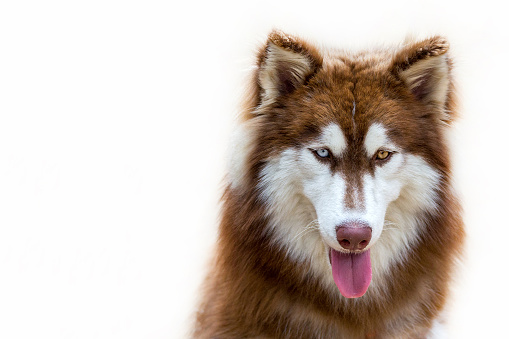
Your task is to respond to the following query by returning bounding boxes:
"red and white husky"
[193,31,464,338]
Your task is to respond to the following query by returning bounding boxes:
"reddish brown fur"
[193,31,464,338]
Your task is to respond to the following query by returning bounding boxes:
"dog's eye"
[375,150,391,160]
[314,148,330,158]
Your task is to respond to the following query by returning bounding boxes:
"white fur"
[370,154,441,282]
[315,123,347,157]
[364,122,399,155]
[258,149,323,261]
[255,122,442,293]
[228,118,259,189]
[428,317,448,338]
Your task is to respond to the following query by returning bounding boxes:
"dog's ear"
[391,36,454,121]
[256,30,322,104]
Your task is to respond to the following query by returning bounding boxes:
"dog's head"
[229,31,454,298]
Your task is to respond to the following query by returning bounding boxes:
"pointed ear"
[392,37,453,117]
[257,30,322,104]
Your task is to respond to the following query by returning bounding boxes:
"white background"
[0,0,507,338]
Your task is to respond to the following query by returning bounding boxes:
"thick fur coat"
[193,31,464,339]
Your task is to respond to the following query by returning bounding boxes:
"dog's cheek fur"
[371,154,443,281]
[258,148,328,267]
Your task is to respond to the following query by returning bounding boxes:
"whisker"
[304,219,320,229]
[291,219,320,242]
[382,220,410,232]
[291,228,314,242]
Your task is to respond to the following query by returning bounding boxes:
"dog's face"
[299,122,409,253]
[230,32,453,297]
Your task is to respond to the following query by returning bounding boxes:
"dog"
[193,30,464,338]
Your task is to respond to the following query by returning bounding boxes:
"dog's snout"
[336,222,372,251]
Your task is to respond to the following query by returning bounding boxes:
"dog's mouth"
[328,248,372,298]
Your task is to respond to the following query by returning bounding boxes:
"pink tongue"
[330,249,372,298]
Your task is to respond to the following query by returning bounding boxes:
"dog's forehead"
[305,62,391,147]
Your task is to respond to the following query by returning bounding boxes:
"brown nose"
[336,222,372,251]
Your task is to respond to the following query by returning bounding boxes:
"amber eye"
[376,150,391,160]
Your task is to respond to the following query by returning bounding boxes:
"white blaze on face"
[257,121,442,289]
[299,123,402,251]
[299,122,442,259]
